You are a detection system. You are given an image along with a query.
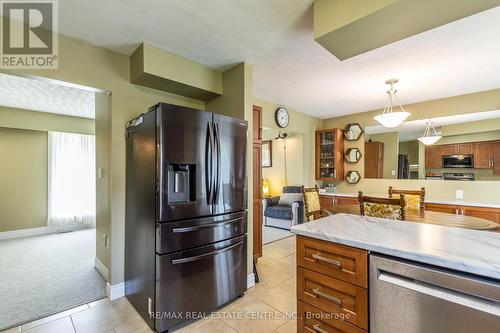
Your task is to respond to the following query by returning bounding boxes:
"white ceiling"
[55,0,500,119]
[0,74,95,118]
[366,110,500,141]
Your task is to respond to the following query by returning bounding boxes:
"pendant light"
[374,79,410,128]
[418,120,442,145]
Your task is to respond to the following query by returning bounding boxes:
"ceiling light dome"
[418,120,442,145]
[374,79,410,128]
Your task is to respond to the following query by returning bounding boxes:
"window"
[48,132,95,227]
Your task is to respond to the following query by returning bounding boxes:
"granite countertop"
[319,192,500,209]
[290,213,500,279]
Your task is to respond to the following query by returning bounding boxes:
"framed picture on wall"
[262,140,272,168]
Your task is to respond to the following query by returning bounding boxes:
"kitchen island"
[291,213,500,333]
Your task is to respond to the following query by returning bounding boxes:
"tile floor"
[2,236,297,333]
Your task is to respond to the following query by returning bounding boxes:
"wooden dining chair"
[388,186,425,212]
[302,185,327,222]
[358,191,407,220]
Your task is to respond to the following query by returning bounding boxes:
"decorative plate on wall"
[344,123,363,141]
[345,148,362,163]
[345,170,361,184]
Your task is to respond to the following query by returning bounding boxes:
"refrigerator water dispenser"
[168,164,193,203]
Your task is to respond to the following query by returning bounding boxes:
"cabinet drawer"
[298,301,366,333]
[297,236,368,288]
[336,197,359,205]
[319,195,334,210]
[298,267,368,329]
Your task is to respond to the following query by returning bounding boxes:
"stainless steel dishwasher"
[370,254,500,332]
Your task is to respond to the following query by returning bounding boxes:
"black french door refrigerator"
[125,103,248,332]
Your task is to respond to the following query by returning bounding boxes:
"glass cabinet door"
[318,130,336,179]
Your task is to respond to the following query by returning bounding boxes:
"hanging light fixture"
[418,120,442,145]
[374,79,410,128]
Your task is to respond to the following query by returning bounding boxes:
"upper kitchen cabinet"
[442,143,473,156]
[442,144,456,156]
[474,142,493,169]
[494,141,500,175]
[315,129,344,181]
[425,145,443,168]
[458,143,473,155]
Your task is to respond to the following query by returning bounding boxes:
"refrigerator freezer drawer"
[156,211,247,254]
[155,235,247,332]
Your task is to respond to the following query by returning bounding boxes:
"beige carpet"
[0,228,106,330]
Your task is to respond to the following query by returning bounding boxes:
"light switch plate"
[456,190,464,199]
[391,170,396,176]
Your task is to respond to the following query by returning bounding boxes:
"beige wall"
[95,93,111,277]
[0,128,48,232]
[399,141,419,165]
[0,110,96,233]
[1,29,256,285]
[441,118,500,137]
[437,130,500,145]
[322,89,500,204]
[262,129,304,195]
[253,97,323,188]
[0,106,95,134]
[0,25,206,284]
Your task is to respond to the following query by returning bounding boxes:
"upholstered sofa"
[262,186,304,230]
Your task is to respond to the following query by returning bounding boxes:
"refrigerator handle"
[213,122,221,204]
[205,121,214,205]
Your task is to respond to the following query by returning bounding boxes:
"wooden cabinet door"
[252,105,263,260]
[336,197,359,205]
[425,145,443,168]
[319,195,334,210]
[365,141,384,178]
[458,143,473,155]
[316,129,344,181]
[442,145,457,155]
[425,203,457,214]
[252,107,262,143]
[465,207,500,224]
[493,141,500,175]
[473,142,492,168]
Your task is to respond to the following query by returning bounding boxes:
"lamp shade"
[374,111,410,128]
[262,179,270,196]
[374,79,410,129]
[417,120,441,145]
[418,135,442,145]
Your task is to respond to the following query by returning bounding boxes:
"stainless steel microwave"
[442,154,474,168]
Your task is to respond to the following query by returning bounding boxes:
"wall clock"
[275,107,289,128]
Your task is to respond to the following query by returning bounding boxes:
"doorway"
[0,73,108,329]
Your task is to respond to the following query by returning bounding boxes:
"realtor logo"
[1,0,58,68]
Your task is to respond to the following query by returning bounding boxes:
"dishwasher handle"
[379,270,500,317]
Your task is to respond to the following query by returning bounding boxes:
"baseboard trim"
[247,273,255,289]
[106,282,125,301]
[94,257,109,282]
[0,224,91,240]
[107,275,255,301]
